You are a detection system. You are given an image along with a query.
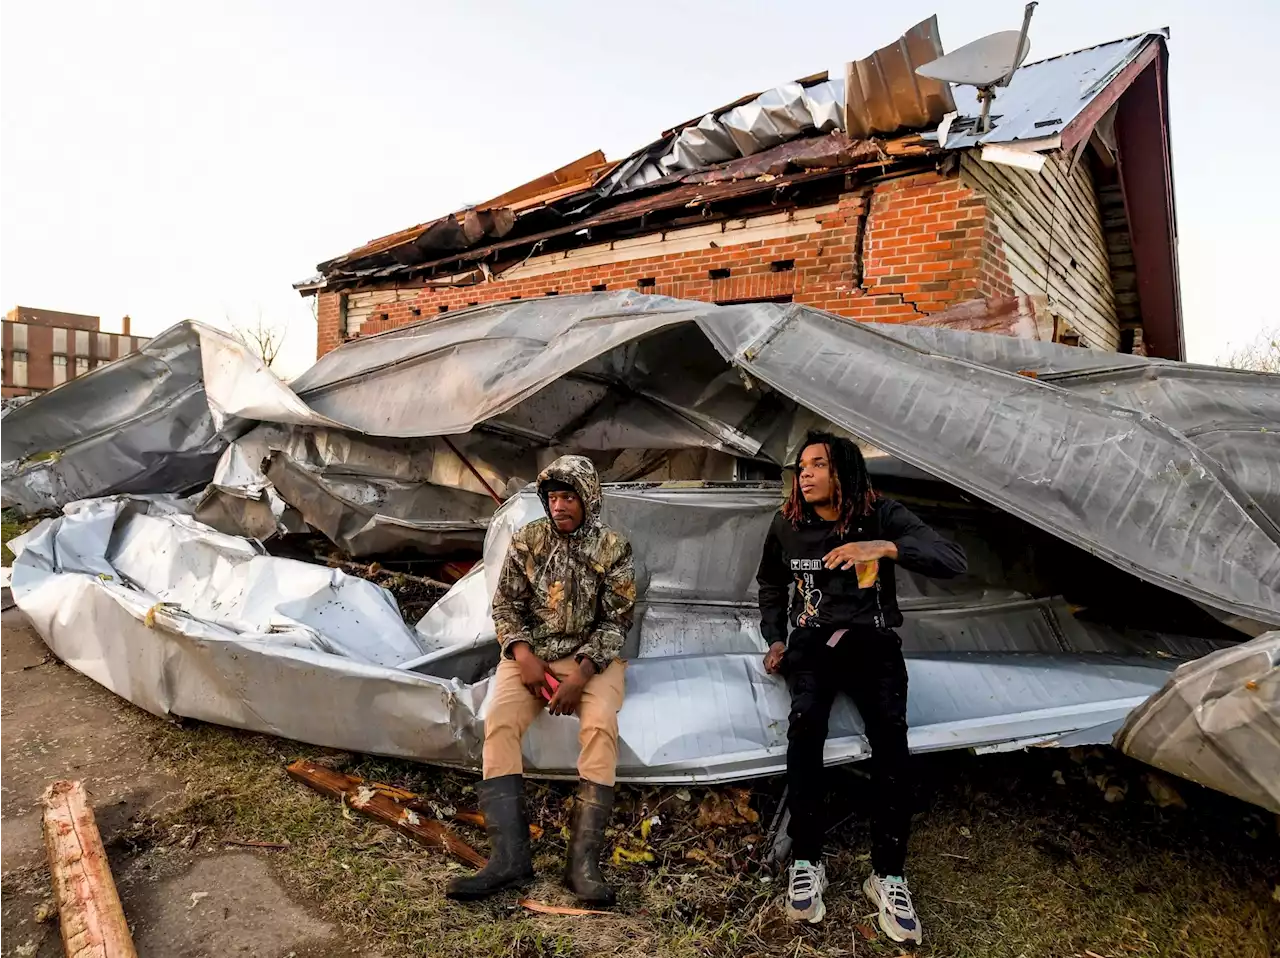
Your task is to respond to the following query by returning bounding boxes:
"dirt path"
[1,608,377,958]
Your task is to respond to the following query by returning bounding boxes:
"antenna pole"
[999,2,1038,88]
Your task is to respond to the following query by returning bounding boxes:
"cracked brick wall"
[315,169,1012,357]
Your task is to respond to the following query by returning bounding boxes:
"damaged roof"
[305,19,1171,292]
[938,30,1169,149]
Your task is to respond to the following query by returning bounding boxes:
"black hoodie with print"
[756,497,967,646]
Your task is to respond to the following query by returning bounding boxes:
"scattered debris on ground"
[138,715,1280,958]
[286,760,485,869]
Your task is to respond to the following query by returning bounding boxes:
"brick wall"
[2,321,143,396]
[315,170,1013,356]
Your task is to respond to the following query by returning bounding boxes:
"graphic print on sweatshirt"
[796,571,822,626]
[790,557,880,625]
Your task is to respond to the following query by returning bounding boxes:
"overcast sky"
[2,0,1275,377]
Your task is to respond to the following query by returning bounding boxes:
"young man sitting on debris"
[756,431,967,944]
[446,454,634,906]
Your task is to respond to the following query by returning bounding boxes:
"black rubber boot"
[445,774,534,900]
[564,779,616,906]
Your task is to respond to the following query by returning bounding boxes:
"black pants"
[784,626,911,875]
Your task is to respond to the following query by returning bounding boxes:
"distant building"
[2,307,150,398]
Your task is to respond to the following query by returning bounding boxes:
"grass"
[1,508,41,565]
[139,719,1280,958]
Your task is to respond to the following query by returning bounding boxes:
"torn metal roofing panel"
[844,15,955,137]
[287,292,713,437]
[935,31,1167,149]
[1116,632,1280,814]
[869,325,1280,531]
[0,322,322,515]
[698,302,1280,627]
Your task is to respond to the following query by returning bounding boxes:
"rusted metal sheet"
[845,15,955,138]
[681,132,885,184]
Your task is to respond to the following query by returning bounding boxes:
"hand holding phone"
[539,671,561,703]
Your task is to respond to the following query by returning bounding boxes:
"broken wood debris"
[286,760,485,869]
[322,556,452,593]
[449,808,544,841]
[41,780,139,958]
[517,898,610,917]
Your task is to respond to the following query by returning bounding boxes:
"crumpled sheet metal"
[633,80,848,189]
[12,491,1178,784]
[411,482,1180,779]
[1,321,326,515]
[630,17,951,189]
[871,325,1280,527]
[1115,632,1280,814]
[8,498,486,764]
[195,423,503,555]
[198,303,776,553]
[288,291,713,438]
[700,304,1280,627]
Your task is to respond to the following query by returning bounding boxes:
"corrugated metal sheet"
[700,301,1280,626]
[845,14,956,137]
[938,31,1166,148]
[960,150,1120,349]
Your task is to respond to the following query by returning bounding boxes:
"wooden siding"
[961,151,1119,350]
[1099,182,1142,331]
[346,288,423,336]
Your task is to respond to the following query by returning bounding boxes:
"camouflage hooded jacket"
[491,455,636,672]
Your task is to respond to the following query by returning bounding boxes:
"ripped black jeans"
[784,626,911,875]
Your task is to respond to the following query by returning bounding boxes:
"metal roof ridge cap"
[1014,27,1169,71]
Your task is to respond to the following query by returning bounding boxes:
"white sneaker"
[785,859,827,923]
[863,873,922,944]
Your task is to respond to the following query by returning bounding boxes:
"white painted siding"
[961,151,1119,350]
[346,288,422,336]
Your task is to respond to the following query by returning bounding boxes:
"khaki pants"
[482,657,626,786]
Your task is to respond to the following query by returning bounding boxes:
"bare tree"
[1217,327,1280,373]
[233,312,287,369]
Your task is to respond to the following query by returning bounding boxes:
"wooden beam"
[41,780,139,958]
[285,760,486,869]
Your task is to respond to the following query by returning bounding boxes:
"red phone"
[540,672,561,702]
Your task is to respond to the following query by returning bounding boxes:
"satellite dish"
[916,3,1038,133]
[915,30,1031,87]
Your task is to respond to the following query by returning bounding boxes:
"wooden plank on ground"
[41,780,139,958]
[285,760,486,869]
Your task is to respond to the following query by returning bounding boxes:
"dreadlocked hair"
[781,430,876,535]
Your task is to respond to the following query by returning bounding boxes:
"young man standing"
[757,432,966,944]
[446,455,634,905]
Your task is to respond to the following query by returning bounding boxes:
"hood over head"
[537,455,602,536]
